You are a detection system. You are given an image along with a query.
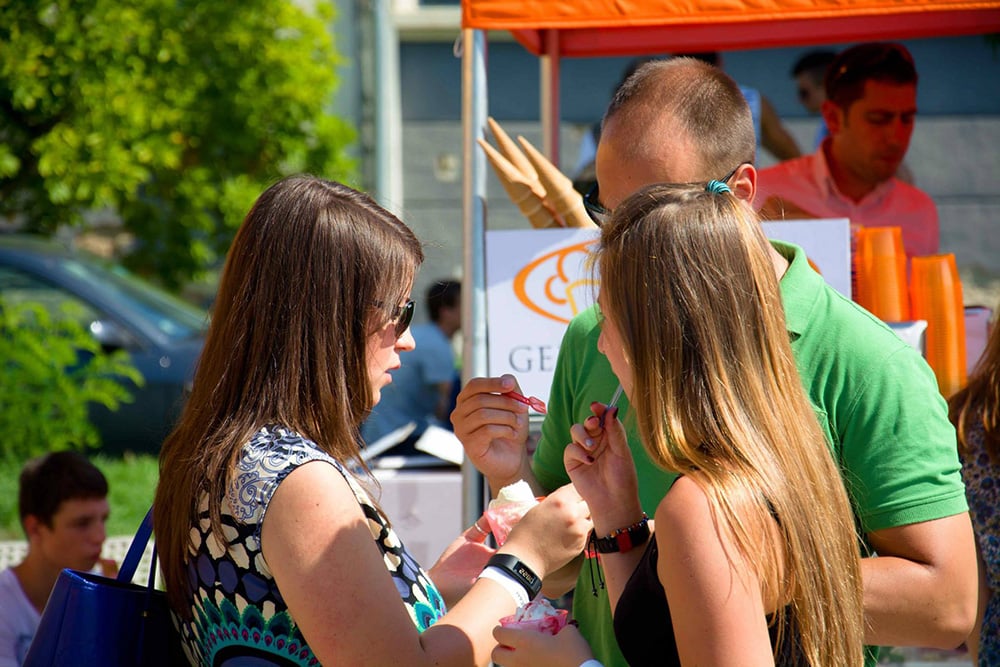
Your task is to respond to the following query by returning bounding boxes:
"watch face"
[489,553,542,597]
[513,563,539,586]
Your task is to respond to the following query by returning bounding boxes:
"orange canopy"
[462,0,1000,55]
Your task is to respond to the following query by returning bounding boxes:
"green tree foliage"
[0,299,144,461]
[0,1,356,287]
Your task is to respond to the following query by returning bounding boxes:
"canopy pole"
[372,0,403,213]
[540,29,561,164]
[461,27,489,528]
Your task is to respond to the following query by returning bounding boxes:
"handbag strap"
[118,506,154,583]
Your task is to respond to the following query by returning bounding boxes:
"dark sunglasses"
[583,163,746,226]
[583,183,611,226]
[388,300,415,338]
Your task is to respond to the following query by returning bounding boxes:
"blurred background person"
[757,42,935,257]
[791,49,838,149]
[949,307,1000,666]
[0,452,115,667]
[362,278,462,455]
[791,48,914,183]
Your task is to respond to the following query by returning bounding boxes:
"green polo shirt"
[532,241,967,667]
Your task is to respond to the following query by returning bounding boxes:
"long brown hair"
[597,183,864,666]
[949,307,1000,462]
[154,175,423,614]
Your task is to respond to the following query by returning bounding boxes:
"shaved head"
[602,58,756,179]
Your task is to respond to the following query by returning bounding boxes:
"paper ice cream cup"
[499,608,569,635]
[485,481,541,545]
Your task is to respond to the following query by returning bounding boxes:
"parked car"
[0,234,207,455]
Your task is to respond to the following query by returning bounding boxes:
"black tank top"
[613,536,806,666]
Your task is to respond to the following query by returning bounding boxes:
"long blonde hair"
[597,183,864,666]
[154,175,423,615]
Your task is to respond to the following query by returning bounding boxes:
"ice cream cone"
[478,138,559,228]
[487,117,539,182]
[517,135,595,229]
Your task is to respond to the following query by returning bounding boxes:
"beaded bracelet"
[592,514,650,554]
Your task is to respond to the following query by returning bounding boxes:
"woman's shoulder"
[656,475,708,519]
[654,477,716,547]
[655,476,753,561]
[228,425,351,526]
[236,424,345,486]
[242,425,340,468]
[654,476,767,604]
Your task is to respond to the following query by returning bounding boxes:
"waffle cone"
[487,117,538,181]
[478,139,546,198]
[478,138,559,228]
[512,184,561,228]
[517,136,594,228]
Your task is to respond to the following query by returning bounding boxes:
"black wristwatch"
[592,514,650,554]
[486,553,543,599]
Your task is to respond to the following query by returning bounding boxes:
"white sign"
[485,228,599,402]
[485,218,850,404]
[764,218,851,298]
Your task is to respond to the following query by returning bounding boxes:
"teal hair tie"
[705,180,732,194]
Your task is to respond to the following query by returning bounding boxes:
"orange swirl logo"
[513,240,599,325]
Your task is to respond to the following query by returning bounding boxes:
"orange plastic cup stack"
[853,226,910,322]
[910,253,967,397]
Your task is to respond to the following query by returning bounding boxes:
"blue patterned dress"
[958,420,999,666]
[174,425,447,665]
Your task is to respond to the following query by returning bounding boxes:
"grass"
[0,452,158,540]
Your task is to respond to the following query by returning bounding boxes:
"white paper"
[414,424,465,465]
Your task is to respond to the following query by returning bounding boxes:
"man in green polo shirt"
[452,56,975,667]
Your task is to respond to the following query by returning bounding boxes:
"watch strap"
[485,553,542,599]
[478,566,530,607]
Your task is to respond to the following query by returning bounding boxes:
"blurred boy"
[0,452,115,667]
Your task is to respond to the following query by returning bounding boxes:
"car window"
[61,259,208,340]
[0,265,103,328]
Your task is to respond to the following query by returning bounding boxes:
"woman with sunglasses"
[153,175,591,666]
[492,182,864,666]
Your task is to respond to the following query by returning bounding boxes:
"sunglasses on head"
[583,163,745,226]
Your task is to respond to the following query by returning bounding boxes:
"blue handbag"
[23,507,184,666]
